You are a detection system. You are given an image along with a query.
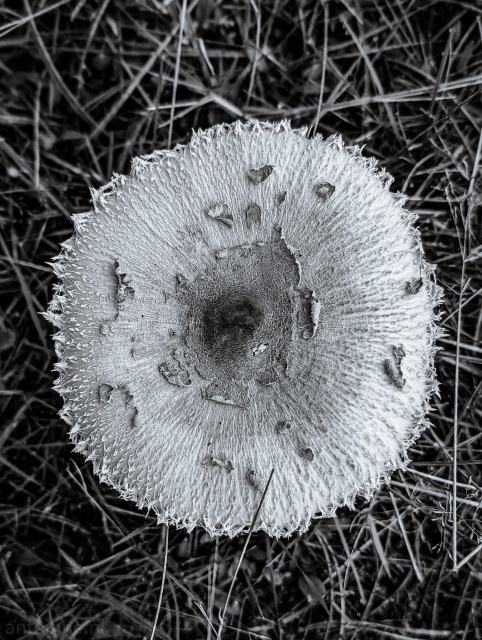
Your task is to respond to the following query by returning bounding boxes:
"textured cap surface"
[46,119,443,537]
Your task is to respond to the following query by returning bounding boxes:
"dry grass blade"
[149,525,169,640]
[0,233,47,348]
[217,469,274,639]
[168,0,188,149]
[390,492,424,583]
[23,0,96,128]
[366,513,392,579]
[90,26,179,139]
[0,0,74,37]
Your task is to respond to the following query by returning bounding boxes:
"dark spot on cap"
[99,383,114,403]
[247,165,274,184]
[406,278,423,294]
[246,469,262,490]
[300,447,314,461]
[176,273,189,293]
[277,191,287,205]
[276,420,292,434]
[315,183,335,200]
[206,203,234,228]
[246,202,262,227]
[383,345,406,388]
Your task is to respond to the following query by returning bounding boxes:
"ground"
[1,0,481,639]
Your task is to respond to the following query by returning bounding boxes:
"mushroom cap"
[46,119,443,537]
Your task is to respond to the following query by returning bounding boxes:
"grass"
[1,0,481,638]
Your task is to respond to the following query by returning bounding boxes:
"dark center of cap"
[171,232,319,405]
[202,295,264,356]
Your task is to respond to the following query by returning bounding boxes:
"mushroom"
[45,120,443,537]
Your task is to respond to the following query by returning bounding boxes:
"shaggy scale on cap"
[46,120,443,537]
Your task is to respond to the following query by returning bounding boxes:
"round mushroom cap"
[46,119,443,537]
